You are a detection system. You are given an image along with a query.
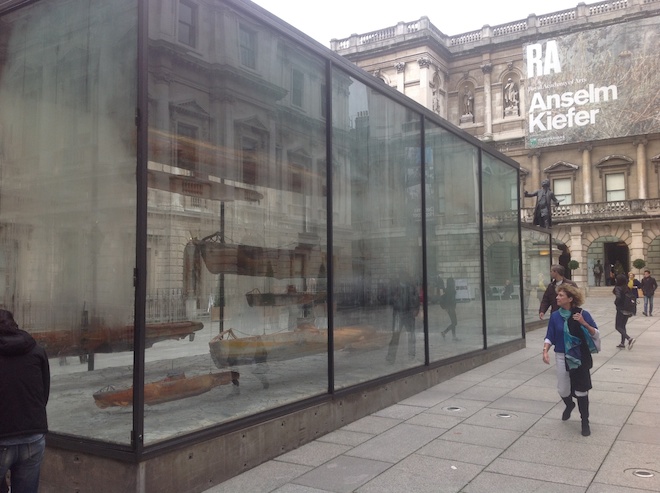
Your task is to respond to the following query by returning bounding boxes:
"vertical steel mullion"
[132,0,148,458]
[325,60,335,394]
[517,181,526,340]
[420,117,429,365]
[478,150,487,349]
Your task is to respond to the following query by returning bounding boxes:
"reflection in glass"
[424,123,483,359]
[331,71,423,388]
[145,2,327,442]
[521,227,552,325]
[0,0,138,443]
[482,152,523,345]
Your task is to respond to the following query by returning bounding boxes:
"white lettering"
[526,40,562,78]
[543,40,562,75]
[526,44,544,78]
[529,108,600,133]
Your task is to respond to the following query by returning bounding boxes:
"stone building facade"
[333,0,660,288]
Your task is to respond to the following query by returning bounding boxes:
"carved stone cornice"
[152,70,173,85]
[595,155,634,178]
[418,57,432,69]
[394,62,406,73]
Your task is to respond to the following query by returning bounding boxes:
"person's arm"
[539,285,553,318]
[542,316,556,364]
[574,309,597,336]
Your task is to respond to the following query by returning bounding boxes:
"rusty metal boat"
[93,370,240,408]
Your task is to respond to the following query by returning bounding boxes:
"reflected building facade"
[332,1,660,301]
[0,0,522,491]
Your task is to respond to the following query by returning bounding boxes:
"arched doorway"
[588,236,629,286]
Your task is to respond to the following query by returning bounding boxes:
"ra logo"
[526,40,562,78]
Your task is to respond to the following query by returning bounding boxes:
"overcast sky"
[251,0,584,47]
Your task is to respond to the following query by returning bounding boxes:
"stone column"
[634,138,648,199]
[481,62,493,139]
[578,144,592,203]
[569,226,586,287]
[418,57,432,109]
[394,62,406,94]
[630,222,644,266]
[529,150,541,190]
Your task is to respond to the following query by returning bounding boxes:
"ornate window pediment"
[170,99,209,119]
[543,161,579,174]
[651,153,660,173]
[595,155,633,178]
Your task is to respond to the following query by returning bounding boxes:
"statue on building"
[460,85,475,124]
[462,85,473,115]
[524,179,561,228]
[503,78,519,117]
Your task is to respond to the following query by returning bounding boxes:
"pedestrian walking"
[613,274,635,349]
[539,265,577,319]
[542,284,600,437]
[640,269,657,316]
[592,260,603,286]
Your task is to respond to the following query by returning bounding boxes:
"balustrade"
[333,0,648,51]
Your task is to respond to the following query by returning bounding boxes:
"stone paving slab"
[463,471,586,493]
[592,441,660,491]
[291,455,391,493]
[356,454,484,493]
[485,457,595,487]
[345,422,444,463]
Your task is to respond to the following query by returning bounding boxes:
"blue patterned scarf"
[560,308,582,369]
[560,307,598,370]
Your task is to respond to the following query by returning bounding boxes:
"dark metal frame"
[3,0,524,463]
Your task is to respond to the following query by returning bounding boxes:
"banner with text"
[524,16,660,148]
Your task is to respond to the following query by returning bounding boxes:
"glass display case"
[0,0,524,485]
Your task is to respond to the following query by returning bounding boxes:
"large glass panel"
[145,0,327,442]
[424,122,483,359]
[482,152,523,345]
[520,226,552,326]
[331,71,423,388]
[0,0,137,443]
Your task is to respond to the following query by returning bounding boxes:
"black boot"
[561,396,575,421]
[577,396,590,436]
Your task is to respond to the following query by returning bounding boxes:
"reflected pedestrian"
[441,277,458,341]
[386,274,420,363]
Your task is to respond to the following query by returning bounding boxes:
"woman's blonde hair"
[556,284,584,307]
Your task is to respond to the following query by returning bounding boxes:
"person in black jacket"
[0,309,50,493]
[613,274,635,349]
[640,269,658,316]
[538,265,577,319]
